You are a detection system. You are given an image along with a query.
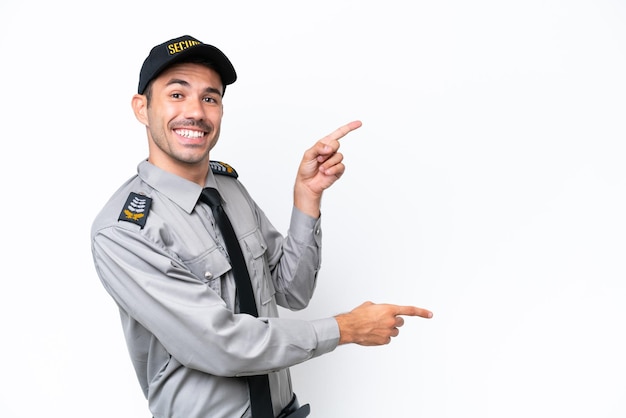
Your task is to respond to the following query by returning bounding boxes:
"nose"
[183,97,205,120]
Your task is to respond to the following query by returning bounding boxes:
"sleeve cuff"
[310,317,340,357]
[289,206,322,247]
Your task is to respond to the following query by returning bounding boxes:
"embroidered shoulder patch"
[118,192,152,229]
[209,160,238,178]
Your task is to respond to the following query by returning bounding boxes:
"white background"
[1,1,625,417]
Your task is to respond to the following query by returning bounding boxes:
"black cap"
[137,35,237,94]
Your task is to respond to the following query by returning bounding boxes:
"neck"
[147,155,210,186]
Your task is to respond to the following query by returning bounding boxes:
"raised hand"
[294,120,362,217]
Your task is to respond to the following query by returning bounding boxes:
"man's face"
[141,62,224,178]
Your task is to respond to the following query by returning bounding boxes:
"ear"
[131,94,149,126]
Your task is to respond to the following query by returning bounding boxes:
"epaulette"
[210,160,238,178]
[118,192,152,229]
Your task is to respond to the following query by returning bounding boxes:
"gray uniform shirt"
[91,160,340,418]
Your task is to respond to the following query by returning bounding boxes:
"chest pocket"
[186,246,231,297]
[184,228,275,312]
[241,229,275,307]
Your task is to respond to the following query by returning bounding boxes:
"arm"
[92,225,337,376]
[294,120,362,218]
[243,121,361,309]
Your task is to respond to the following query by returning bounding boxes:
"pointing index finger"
[394,305,434,319]
[321,120,362,145]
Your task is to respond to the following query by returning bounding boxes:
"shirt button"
[204,271,213,279]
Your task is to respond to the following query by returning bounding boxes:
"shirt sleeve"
[260,205,323,310]
[92,223,339,377]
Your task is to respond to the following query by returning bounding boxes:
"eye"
[171,93,183,99]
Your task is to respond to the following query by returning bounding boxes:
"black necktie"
[199,187,274,418]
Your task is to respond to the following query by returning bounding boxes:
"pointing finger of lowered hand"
[393,305,434,319]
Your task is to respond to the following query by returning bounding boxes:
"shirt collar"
[137,160,218,214]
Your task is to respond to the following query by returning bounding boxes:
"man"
[91,34,433,418]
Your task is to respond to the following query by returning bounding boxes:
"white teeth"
[176,129,204,138]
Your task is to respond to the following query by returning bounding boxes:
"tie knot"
[200,187,222,208]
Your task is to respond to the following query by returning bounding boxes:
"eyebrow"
[165,78,222,95]
[165,78,190,88]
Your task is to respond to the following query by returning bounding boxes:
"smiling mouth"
[174,129,206,139]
